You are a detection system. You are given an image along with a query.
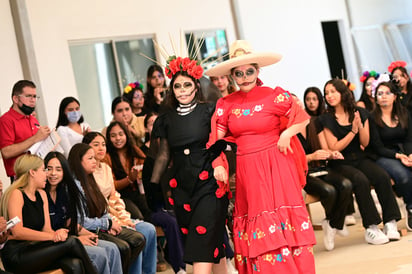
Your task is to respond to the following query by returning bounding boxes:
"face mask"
[67,111,82,123]
[19,104,35,115]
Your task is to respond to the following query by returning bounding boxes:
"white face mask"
[67,110,82,123]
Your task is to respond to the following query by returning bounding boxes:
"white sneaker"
[365,225,389,245]
[226,258,238,274]
[336,224,349,237]
[176,268,187,274]
[383,220,400,241]
[322,219,336,251]
[345,215,356,226]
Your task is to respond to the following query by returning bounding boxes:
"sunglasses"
[233,68,256,79]
[173,82,193,90]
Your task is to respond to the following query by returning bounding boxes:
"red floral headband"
[388,60,407,74]
[165,56,203,80]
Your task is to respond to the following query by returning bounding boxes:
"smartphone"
[4,216,20,232]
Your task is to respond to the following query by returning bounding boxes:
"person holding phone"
[145,65,168,113]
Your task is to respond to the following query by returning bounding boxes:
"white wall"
[24,0,237,127]
[0,0,24,186]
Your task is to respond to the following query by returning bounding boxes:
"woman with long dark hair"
[0,154,97,274]
[145,64,167,113]
[320,78,401,244]
[56,96,91,157]
[44,151,122,274]
[68,143,147,273]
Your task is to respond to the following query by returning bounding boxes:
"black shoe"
[406,208,412,231]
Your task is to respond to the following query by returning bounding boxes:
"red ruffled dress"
[214,86,316,274]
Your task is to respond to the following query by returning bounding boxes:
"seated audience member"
[102,96,146,147]
[388,61,412,113]
[68,143,150,274]
[0,80,51,182]
[369,80,412,231]
[145,65,167,113]
[0,154,97,273]
[82,132,158,274]
[320,79,402,244]
[123,81,147,117]
[56,97,91,158]
[44,151,122,274]
[357,71,380,112]
[294,93,352,251]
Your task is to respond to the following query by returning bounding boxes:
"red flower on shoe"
[183,204,191,212]
[169,178,177,188]
[199,171,209,180]
[181,228,188,235]
[196,226,207,234]
[213,248,219,258]
[168,197,174,206]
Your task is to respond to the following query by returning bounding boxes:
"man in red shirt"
[0,80,50,182]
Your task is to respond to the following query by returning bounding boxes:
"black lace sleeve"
[150,137,170,184]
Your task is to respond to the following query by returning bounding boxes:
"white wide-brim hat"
[206,40,282,77]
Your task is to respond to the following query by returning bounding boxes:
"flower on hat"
[165,56,203,80]
[388,60,407,74]
[124,81,144,94]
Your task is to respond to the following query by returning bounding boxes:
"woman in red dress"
[206,40,316,274]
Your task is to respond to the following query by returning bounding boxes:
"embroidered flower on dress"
[168,197,174,206]
[243,109,250,116]
[183,204,191,212]
[169,178,177,188]
[269,225,276,233]
[181,227,188,234]
[276,254,283,262]
[282,248,290,256]
[293,248,302,256]
[196,226,207,234]
[199,171,209,180]
[217,108,224,116]
[301,221,310,230]
[254,105,263,112]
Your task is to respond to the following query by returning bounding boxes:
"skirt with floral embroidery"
[233,144,316,273]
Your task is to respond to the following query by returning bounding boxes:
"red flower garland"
[388,60,407,74]
[165,56,203,79]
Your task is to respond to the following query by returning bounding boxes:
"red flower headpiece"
[360,70,379,83]
[388,60,407,74]
[165,56,203,80]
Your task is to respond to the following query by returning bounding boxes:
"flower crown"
[388,60,407,74]
[165,56,203,80]
[360,70,379,83]
[124,81,144,94]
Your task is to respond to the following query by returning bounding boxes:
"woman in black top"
[0,154,97,274]
[320,79,401,244]
[369,81,412,231]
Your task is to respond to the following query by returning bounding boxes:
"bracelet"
[351,130,357,134]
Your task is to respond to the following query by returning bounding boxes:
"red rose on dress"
[169,178,177,188]
[183,204,191,212]
[168,197,174,206]
[215,188,226,198]
[213,248,219,258]
[181,227,188,235]
[196,226,207,234]
[199,171,209,180]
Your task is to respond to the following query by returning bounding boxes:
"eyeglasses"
[173,82,193,90]
[376,91,394,97]
[233,68,256,79]
[18,94,40,100]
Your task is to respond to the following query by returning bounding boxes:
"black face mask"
[19,103,35,115]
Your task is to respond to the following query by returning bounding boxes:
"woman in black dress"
[150,56,229,274]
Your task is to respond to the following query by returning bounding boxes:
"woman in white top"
[56,97,90,158]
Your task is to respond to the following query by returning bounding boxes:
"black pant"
[98,228,145,273]
[1,237,97,274]
[330,158,401,228]
[304,170,352,229]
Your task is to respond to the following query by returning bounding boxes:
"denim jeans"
[85,239,122,274]
[130,221,157,274]
[376,157,412,209]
